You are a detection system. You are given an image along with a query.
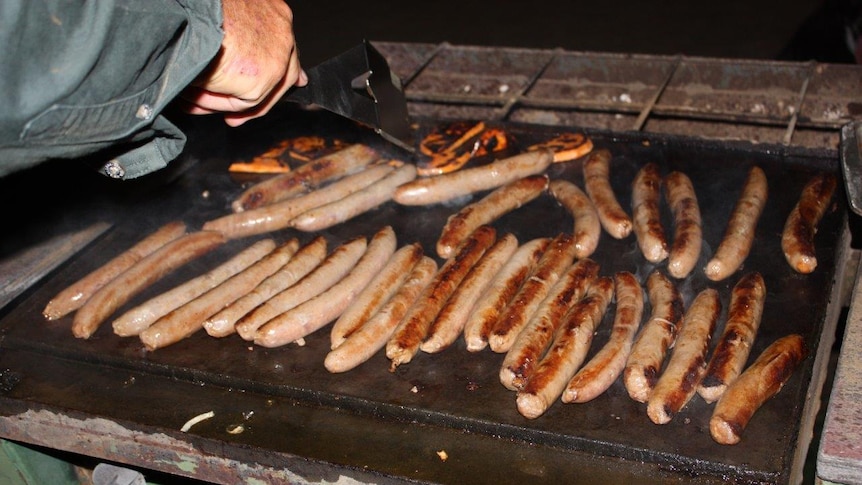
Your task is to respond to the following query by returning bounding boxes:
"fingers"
[223,56,307,127]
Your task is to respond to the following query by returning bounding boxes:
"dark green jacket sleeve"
[0,0,223,179]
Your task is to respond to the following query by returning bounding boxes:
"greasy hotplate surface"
[0,107,846,484]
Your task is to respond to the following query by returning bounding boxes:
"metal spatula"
[283,40,414,153]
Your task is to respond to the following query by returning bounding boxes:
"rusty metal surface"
[0,103,848,484]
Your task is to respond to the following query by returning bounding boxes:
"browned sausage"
[647,288,721,424]
[563,271,644,403]
[71,231,225,339]
[113,238,282,337]
[43,221,187,321]
[547,179,601,259]
[393,149,554,206]
[138,238,302,350]
[710,334,806,445]
[436,175,548,259]
[386,226,497,369]
[255,226,398,348]
[462,238,550,352]
[632,163,668,263]
[231,144,379,212]
[203,237,327,338]
[330,242,424,350]
[623,270,684,403]
[781,173,837,274]
[698,271,766,403]
[488,233,579,353]
[203,164,394,239]
[234,237,368,340]
[500,258,600,391]
[583,149,632,239]
[325,257,438,373]
[516,277,614,419]
[421,233,519,353]
[664,171,702,279]
[290,164,418,232]
[704,166,768,281]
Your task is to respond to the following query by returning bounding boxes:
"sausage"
[330,242,424,350]
[71,230,225,339]
[138,238,302,350]
[781,173,837,274]
[488,233,579,353]
[234,237,368,340]
[392,149,555,206]
[500,258,600,391]
[516,277,614,419]
[710,334,807,445]
[386,225,497,369]
[463,238,550,352]
[231,144,379,212]
[43,221,187,321]
[623,270,684,403]
[255,226,398,348]
[113,238,282,337]
[547,179,601,259]
[203,237,327,338]
[647,288,721,424]
[563,271,644,403]
[698,271,766,403]
[203,164,394,239]
[664,171,702,279]
[583,149,632,239]
[325,257,438,373]
[421,233,519,354]
[436,175,548,259]
[704,166,768,281]
[631,163,669,263]
[290,164,418,232]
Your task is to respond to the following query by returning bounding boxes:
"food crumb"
[410,386,419,393]
[226,424,245,435]
[201,190,210,199]
[180,411,215,432]
[437,450,448,461]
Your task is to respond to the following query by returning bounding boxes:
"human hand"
[181,0,306,126]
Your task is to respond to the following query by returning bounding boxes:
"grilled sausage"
[488,233,579,353]
[436,175,548,259]
[583,149,632,239]
[632,162,669,263]
[647,288,721,424]
[203,237,327,338]
[386,226,497,369]
[43,221,187,321]
[664,171,702,279]
[231,144,379,212]
[516,277,614,419]
[290,164,418,232]
[203,164,394,239]
[623,270,684,402]
[710,334,807,445]
[325,257,438,373]
[781,173,837,274]
[139,238,301,350]
[698,271,766,403]
[234,237,368,340]
[500,258,600,391]
[255,227,398,348]
[547,179,601,259]
[421,233,519,353]
[393,149,555,206]
[704,166,768,281]
[330,242,424,349]
[113,238,282,337]
[71,231,225,339]
[463,238,550,352]
[563,271,644,403]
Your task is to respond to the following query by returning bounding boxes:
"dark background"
[290,0,858,66]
